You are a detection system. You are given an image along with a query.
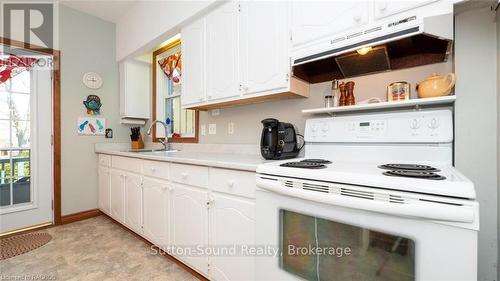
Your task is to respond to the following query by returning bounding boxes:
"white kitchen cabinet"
[373,0,438,19]
[209,193,255,281]
[119,59,150,121]
[170,183,209,275]
[98,166,111,215]
[205,1,240,102]
[182,17,206,106]
[143,177,170,248]
[124,172,143,234]
[291,1,369,47]
[239,1,289,96]
[109,169,126,223]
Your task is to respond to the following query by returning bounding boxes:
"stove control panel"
[305,110,453,143]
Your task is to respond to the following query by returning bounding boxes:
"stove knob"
[409,119,420,130]
[428,118,439,130]
[311,124,318,132]
[321,123,330,132]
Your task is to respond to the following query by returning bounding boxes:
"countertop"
[95,147,269,172]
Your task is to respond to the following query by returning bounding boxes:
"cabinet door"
[291,1,369,47]
[182,17,206,106]
[143,177,169,248]
[170,184,208,275]
[119,60,150,118]
[240,1,289,96]
[209,193,255,281]
[206,1,240,101]
[98,166,110,215]
[124,172,143,234]
[109,169,125,223]
[373,0,438,19]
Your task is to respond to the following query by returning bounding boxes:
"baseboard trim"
[101,213,208,281]
[61,209,102,224]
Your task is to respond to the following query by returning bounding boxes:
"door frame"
[0,37,62,226]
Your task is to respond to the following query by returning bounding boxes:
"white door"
[0,54,53,233]
[124,172,142,234]
[206,1,240,101]
[240,1,289,96]
[109,169,125,223]
[170,183,208,275]
[98,166,110,215]
[373,0,438,19]
[209,193,255,281]
[291,1,369,47]
[181,17,206,106]
[143,177,169,248]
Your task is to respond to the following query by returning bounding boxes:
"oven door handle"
[256,178,475,223]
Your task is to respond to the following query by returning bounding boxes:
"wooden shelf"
[302,96,456,115]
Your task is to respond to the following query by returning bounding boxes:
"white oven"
[255,179,478,281]
[255,110,479,281]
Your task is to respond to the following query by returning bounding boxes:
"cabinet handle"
[207,95,212,100]
[181,172,188,179]
[168,186,175,191]
[199,97,204,101]
[161,186,167,191]
[353,13,361,22]
[227,180,235,188]
[150,167,156,172]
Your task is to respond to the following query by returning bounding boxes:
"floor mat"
[0,232,52,260]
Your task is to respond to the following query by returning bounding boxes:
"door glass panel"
[280,210,415,281]
[0,68,32,209]
[12,176,30,204]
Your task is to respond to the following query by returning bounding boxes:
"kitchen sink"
[138,150,178,156]
[122,149,178,153]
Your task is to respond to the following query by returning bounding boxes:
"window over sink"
[152,36,198,143]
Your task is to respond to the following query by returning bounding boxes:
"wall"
[497,9,500,281]
[455,7,498,281]
[199,62,452,144]
[115,1,217,61]
[59,5,129,215]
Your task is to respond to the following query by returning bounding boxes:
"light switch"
[228,122,234,135]
[209,124,217,135]
[201,124,206,136]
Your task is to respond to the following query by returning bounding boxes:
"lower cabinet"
[124,172,143,234]
[143,177,170,248]
[98,166,110,215]
[209,193,255,281]
[109,169,125,223]
[170,183,209,275]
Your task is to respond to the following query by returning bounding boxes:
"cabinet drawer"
[170,163,208,188]
[112,156,142,173]
[98,154,111,167]
[143,160,169,180]
[209,168,256,199]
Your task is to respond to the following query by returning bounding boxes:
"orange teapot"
[417,72,456,98]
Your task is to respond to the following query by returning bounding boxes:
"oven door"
[255,184,478,281]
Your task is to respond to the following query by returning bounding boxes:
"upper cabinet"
[206,1,240,102]
[119,59,151,123]
[182,18,206,106]
[240,0,289,96]
[291,1,369,48]
[181,0,309,111]
[373,0,438,19]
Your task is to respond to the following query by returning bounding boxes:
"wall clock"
[82,72,103,89]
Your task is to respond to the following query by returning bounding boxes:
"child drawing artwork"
[78,117,105,136]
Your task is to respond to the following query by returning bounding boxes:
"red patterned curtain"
[158,52,182,83]
[0,54,39,84]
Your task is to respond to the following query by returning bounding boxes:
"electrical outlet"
[228,122,234,135]
[208,124,217,135]
[211,109,220,116]
[201,124,206,136]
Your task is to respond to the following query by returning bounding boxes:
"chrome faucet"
[146,120,169,150]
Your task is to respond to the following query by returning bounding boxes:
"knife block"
[131,136,144,149]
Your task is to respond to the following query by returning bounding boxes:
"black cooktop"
[280,159,331,169]
[378,163,440,172]
[383,170,446,180]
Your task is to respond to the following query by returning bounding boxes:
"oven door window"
[280,210,415,281]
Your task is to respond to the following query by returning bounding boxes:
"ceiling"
[61,0,138,23]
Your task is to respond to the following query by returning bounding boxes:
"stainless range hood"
[292,13,453,84]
